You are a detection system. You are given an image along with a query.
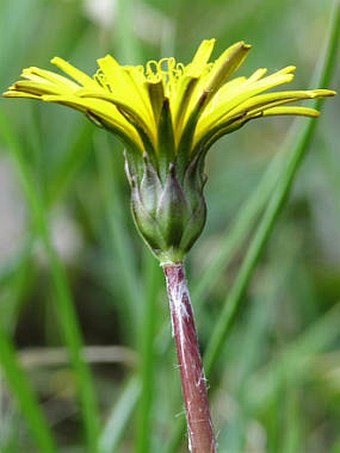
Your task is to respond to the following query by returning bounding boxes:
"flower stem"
[162,262,216,453]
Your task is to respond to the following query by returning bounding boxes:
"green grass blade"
[47,123,93,206]
[136,251,162,453]
[97,243,162,453]
[0,324,56,452]
[203,0,339,376]
[191,148,284,304]
[93,132,141,336]
[115,0,140,62]
[249,303,340,409]
[0,109,100,451]
[99,377,141,453]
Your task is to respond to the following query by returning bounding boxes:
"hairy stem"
[163,262,216,453]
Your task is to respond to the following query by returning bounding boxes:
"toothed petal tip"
[51,56,63,65]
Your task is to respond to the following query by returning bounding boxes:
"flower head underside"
[4,39,335,172]
[4,39,336,262]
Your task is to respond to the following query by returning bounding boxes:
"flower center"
[145,58,184,84]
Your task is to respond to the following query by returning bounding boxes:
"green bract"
[125,149,206,263]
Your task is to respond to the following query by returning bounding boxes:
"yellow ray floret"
[4,39,336,158]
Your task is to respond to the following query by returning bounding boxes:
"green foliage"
[0,0,339,452]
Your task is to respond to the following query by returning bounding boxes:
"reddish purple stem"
[163,262,217,453]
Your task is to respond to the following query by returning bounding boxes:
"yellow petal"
[179,41,251,140]
[261,106,320,117]
[196,73,295,140]
[76,88,156,146]
[226,89,333,118]
[124,66,155,119]
[205,41,251,92]
[43,94,144,149]
[246,68,268,83]
[9,80,72,96]
[23,66,79,89]
[3,90,40,99]
[51,57,98,87]
[145,79,165,122]
[97,55,154,122]
[186,39,215,77]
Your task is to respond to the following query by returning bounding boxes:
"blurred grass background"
[0,0,339,452]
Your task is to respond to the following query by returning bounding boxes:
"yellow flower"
[4,39,335,159]
[3,39,335,262]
